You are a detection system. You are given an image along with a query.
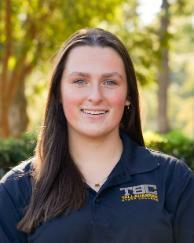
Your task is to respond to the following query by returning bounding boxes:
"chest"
[28,178,174,243]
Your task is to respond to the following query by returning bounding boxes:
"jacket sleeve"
[0,182,28,243]
[171,161,194,243]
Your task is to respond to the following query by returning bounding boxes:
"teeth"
[81,109,107,115]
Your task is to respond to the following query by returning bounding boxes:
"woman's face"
[60,46,129,139]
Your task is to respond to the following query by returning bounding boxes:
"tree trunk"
[0,0,43,138]
[0,79,29,138]
[157,0,170,133]
[0,100,10,137]
[9,80,29,137]
[0,0,12,137]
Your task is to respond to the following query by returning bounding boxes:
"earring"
[125,100,130,110]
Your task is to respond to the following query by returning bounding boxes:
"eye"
[73,79,87,86]
[103,80,117,86]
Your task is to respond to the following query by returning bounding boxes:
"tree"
[118,0,194,134]
[0,0,123,138]
[0,0,56,138]
[156,0,194,133]
[157,0,171,133]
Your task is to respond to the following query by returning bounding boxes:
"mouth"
[80,109,109,115]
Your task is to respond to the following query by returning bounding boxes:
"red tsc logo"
[120,184,159,202]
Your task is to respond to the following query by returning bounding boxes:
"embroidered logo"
[120,184,159,202]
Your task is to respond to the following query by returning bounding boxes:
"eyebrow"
[69,71,124,80]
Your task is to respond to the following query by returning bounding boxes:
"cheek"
[108,90,127,108]
[60,91,82,119]
[61,86,85,106]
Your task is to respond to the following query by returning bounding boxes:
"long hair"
[17,28,144,233]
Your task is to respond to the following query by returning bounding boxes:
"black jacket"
[0,132,194,242]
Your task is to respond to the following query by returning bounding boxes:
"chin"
[77,126,119,139]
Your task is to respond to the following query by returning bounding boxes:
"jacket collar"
[87,131,160,193]
[119,130,160,176]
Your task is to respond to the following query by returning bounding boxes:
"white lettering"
[120,184,158,196]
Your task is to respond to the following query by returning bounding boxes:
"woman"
[0,28,194,243]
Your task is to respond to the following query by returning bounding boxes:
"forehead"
[64,46,126,75]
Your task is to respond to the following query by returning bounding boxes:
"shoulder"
[135,146,194,206]
[1,157,33,181]
[121,130,193,178]
[0,158,33,214]
[142,145,194,184]
[147,147,193,176]
[144,148,194,202]
[0,159,33,242]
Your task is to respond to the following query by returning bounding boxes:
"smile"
[80,109,109,115]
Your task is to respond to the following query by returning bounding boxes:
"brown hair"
[17,28,144,233]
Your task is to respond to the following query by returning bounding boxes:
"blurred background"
[0,0,194,176]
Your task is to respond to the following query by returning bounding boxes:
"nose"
[87,84,103,104]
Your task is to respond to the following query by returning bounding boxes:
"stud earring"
[125,100,130,110]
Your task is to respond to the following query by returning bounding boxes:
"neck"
[68,129,123,182]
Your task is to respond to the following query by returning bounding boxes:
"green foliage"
[0,133,36,171]
[144,130,194,170]
[112,1,159,86]
[0,0,125,65]
[0,130,193,178]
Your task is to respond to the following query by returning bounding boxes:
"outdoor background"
[0,0,194,177]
